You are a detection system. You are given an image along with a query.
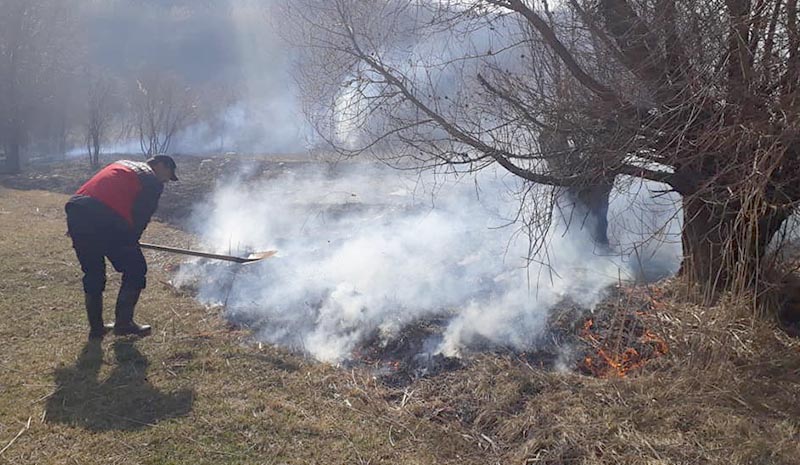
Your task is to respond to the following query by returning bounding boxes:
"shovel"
[139,242,277,264]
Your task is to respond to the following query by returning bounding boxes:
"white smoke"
[175,162,681,363]
[171,100,309,155]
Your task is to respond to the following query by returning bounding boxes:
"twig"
[30,389,59,405]
[223,265,243,308]
[480,433,498,451]
[0,416,31,457]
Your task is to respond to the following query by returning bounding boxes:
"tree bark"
[680,194,789,301]
[561,183,613,247]
[539,129,613,248]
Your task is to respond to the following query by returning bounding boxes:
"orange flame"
[580,316,668,378]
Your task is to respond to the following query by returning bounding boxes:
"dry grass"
[402,283,800,464]
[0,186,478,465]
[1,183,799,465]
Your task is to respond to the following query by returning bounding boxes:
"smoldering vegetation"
[173,162,681,373]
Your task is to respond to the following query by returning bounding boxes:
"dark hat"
[148,154,178,181]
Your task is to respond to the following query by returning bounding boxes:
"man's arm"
[131,176,163,241]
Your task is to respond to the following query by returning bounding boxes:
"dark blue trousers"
[69,234,147,294]
[66,202,147,295]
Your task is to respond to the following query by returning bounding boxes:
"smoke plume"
[174,162,681,363]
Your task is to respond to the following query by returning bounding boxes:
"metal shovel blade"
[140,242,278,264]
[243,250,278,263]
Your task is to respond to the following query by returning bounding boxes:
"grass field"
[2,184,800,465]
[0,187,481,464]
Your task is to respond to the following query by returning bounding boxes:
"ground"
[0,186,474,465]
[2,159,800,464]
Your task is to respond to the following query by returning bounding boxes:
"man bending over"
[65,155,178,339]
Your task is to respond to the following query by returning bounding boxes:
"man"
[65,155,177,339]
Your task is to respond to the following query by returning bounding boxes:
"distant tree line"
[0,0,236,172]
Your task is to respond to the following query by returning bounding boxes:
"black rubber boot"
[113,287,152,337]
[85,293,113,340]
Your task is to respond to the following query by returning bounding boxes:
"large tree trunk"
[680,195,789,301]
[570,183,612,247]
[558,183,613,248]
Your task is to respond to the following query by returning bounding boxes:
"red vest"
[75,161,152,226]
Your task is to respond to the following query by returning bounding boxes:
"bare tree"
[85,74,115,169]
[130,72,197,157]
[538,128,614,247]
[0,0,79,173]
[192,81,239,154]
[282,0,800,301]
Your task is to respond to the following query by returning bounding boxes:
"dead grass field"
[2,185,800,465]
[0,187,483,465]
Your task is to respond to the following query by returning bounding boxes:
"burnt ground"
[340,286,672,386]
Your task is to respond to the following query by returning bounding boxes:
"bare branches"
[491,0,630,109]
[130,73,197,157]
[336,3,606,188]
[284,0,800,293]
[86,74,115,168]
[476,73,551,131]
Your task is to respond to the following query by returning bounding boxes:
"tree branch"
[476,73,551,131]
[490,0,630,109]
[598,0,664,81]
[335,3,592,188]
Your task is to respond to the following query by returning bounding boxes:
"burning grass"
[348,316,465,386]
[342,285,674,385]
[579,286,670,378]
[394,284,800,464]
